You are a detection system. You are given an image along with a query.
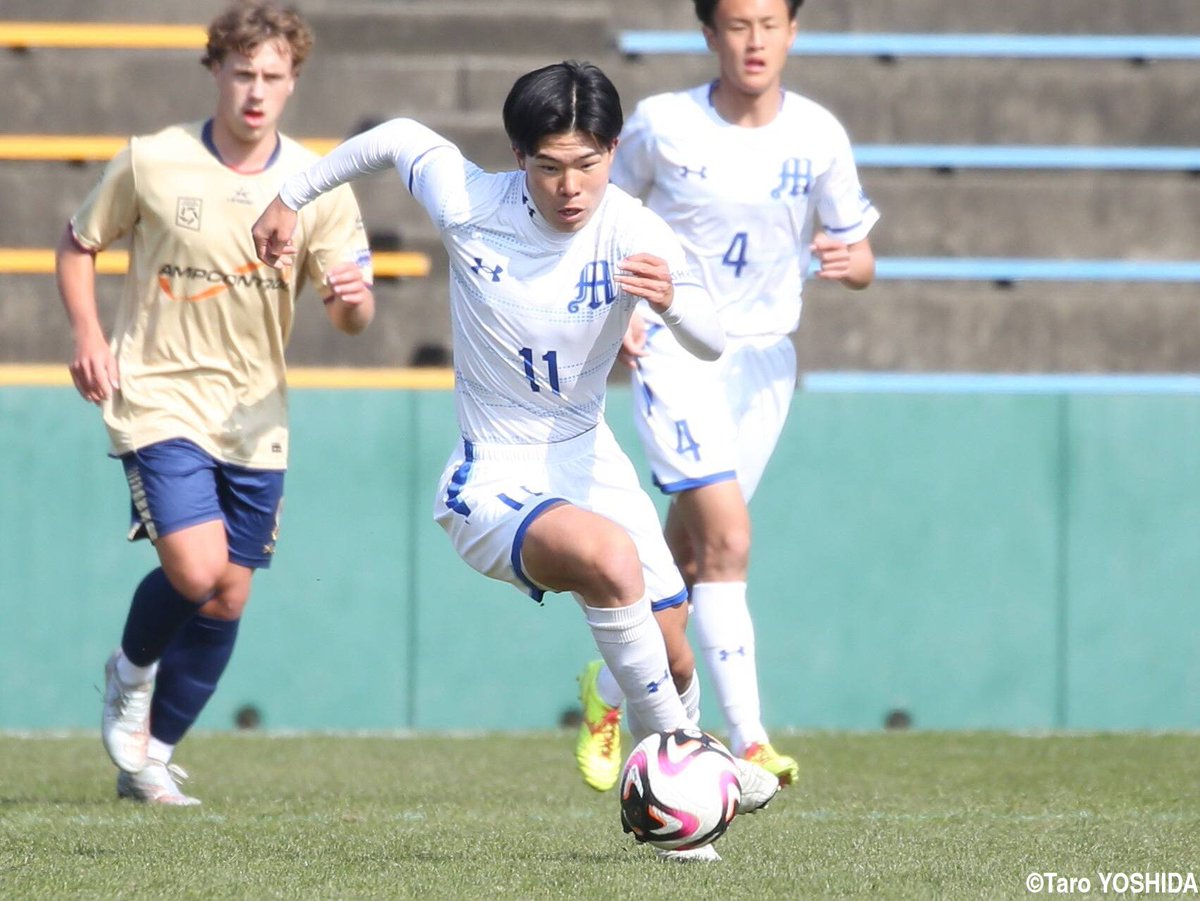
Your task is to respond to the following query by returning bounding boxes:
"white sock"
[584,598,689,743]
[625,701,647,742]
[147,736,174,764]
[116,652,158,687]
[626,671,699,746]
[596,663,625,709]
[679,671,701,727]
[691,581,767,754]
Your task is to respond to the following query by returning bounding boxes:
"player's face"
[705,0,798,97]
[210,40,296,148]
[515,131,615,234]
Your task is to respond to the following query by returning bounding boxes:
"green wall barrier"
[2,383,1197,732]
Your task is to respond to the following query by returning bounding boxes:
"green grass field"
[2,731,1197,898]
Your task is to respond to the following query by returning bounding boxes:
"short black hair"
[693,0,803,28]
[502,60,623,158]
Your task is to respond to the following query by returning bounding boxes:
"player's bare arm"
[251,195,299,270]
[321,261,375,335]
[811,232,875,289]
[55,225,119,404]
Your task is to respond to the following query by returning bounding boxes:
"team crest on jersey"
[176,197,202,230]
[568,261,615,313]
[771,158,813,198]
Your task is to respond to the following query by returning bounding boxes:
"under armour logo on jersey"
[568,261,615,312]
[645,669,671,694]
[679,164,708,179]
[471,258,504,282]
[718,646,746,662]
[771,157,813,198]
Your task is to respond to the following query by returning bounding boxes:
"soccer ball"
[618,728,741,850]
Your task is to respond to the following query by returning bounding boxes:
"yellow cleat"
[575,660,622,792]
[742,742,799,787]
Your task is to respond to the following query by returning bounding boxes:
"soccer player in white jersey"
[56,1,374,806]
[253,59,778,861]
[575,0,879,792]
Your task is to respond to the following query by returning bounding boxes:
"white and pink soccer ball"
[618,728,741,850]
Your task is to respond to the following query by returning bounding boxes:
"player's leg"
[576,597,696,790]
[104,441,228,774]
[570,428,705,789]
[685,336,799,784]
[133,463,283,803]
[670,480,760,745]
[521,502,692,740]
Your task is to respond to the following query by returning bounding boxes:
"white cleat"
[102,649,152,773]
[734,757,780,814]
[656,843,722,862]
[116,761,201,806]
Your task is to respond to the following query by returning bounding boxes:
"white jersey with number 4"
[611,83,880,338]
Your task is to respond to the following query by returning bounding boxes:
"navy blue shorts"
[121,438,285,570]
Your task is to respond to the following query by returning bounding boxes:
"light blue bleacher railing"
[852,145,1200,171]
[868,259,1200,283]
[618,31,1200,60]
[802,372,1200,394]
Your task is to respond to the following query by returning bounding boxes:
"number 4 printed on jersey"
[723,232,748,277]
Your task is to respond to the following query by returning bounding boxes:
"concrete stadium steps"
[613,56,1200,145]
[0,50,567,137]
[610,0,1200,33]
[796,280,1200,373]
[7,45,1193,146]
[304,4,610,57]
[6,0,1199,373]
[0,0,210,22]
[0,270,448,368]
[866,170,1200,259]
[13,266,1199,373]
[355,169,1200,266]
[0,0,609,27]
[9,162,1196,263]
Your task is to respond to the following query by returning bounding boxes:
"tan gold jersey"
[71,121,372,468]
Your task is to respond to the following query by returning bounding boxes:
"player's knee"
[162,560,225,604]
[200,582,251,620]
[582,526,644,603]
[695,522,751,572]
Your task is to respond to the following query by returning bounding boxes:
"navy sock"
[120,567,205,667]
[150,614,240,745]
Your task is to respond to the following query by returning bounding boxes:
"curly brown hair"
[201,0,314,71]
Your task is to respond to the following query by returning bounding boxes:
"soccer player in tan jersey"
[55,1,374,805]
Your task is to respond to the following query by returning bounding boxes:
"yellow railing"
[0,364,455,389]
[0,22,207,50]
[0,248,431,279]
[0,135,340,162]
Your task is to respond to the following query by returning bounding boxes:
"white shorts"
[432,420,687,610]
[632,326,797,501]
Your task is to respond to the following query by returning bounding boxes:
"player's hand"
[324,261,370,305]
[616,253,674,315]
[69,333,119,404]
[811,232,853,281]
[252,196,299,270]
[618,310,647,369]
